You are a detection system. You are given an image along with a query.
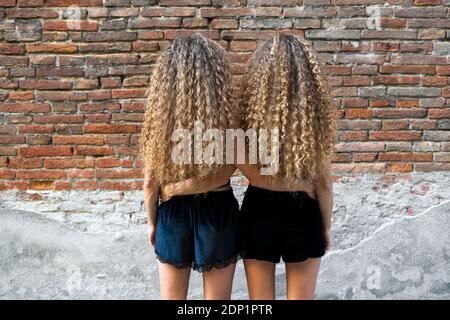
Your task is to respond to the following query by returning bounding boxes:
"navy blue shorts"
[155,188,239,272]
[239,185,326,264]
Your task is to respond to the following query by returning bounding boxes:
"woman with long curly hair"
[140,34,239,300]
[236,34,337,300]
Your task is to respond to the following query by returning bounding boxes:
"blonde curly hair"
[140,34,237,185]
[240,34,337,182]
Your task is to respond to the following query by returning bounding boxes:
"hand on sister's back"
[160,184,174,202]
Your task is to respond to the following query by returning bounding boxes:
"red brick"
[415,163,450,172]
[381,120,409,130]
[72,180,98,190]
[43,21,98,31]
[211,19,239,30]
[96,169,142,179]
[369,131,422,141]
[52,181,71,190]
[378,152,432,162]
[387,163,413,172]
[410,120,436,130]
[111,89,146,99]
[30,181,57,190]
[379,18,406,28]
[373,76,419,85]
[380,65,435,74]
[0,0,17,6]
[396,100,419,108]
[422,76,446,87]
[99,180,142,191]
[26,43,78,53]
[373,109,427,118]
[0,44,26,55]
[96,157,125,168]
[346,108,373,119]
[8,158,42,169]
[436,66,450,75]
[45,0,102,6]
[53,135,104,145]
[0,181,28,190]
[44,158,94,169]
[74,146,114,156]
[414,0,442,5]
[354,153,377,162]
[0,170,15,179]
[18,125,54,133]
[19,146,72,157]
[0,136,25,144]
[428,109,450,119]
[16,170,66,179]
[332,163,385,174]
[84,124,137,134]
[34,115,85,123]
[340,131,367,141]
[0,103,50,113]
[67,169,95,179]
[8,91,34,100]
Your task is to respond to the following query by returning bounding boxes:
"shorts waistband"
[246,184,308,201]
[161,187,234,205]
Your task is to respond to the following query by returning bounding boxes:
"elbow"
[143,179,154,189]
[317,177,332,191]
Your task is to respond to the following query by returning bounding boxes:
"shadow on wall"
[0,201,449,300]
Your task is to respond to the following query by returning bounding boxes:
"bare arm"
[160,165,236,201]
[316,160,333,230]
[143,170,160,226]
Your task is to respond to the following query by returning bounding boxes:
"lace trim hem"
[155,253,240,273]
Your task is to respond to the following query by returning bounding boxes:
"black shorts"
[155,188,240,272]
[238,185,326,264]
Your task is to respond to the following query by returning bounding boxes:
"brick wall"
[0,0,449,191]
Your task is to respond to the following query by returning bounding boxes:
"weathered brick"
[96,169,142,179]
[181,18,208,28]
[19,80,72,90]
[43,20,98,31]
[332,163,385,173]
[370,131,422,141]
[141,7,195,17]
[374,76,419,85]
[27,43,78,53]
[387,87,441,97]
[8,158,42,169]
[415,163,450,172]
[423,131,450,141]
[240,18,292,29]
[18,124,54,133]
[283,7,336,18]
[413,142,441,152]
[19,146,72,157]
[211,19,238,30]
[378,152,432,162]
[74,146,114,156]
[45,0,102,5]
[385,142,412,152]
[307,30,360,40]
[361,30,416,40]
[335,142,385,152]
[382,120,409,130]
[0,103,50,113]
[159,0,209,5]
[84,124,138,134]
[386,163,413,172]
